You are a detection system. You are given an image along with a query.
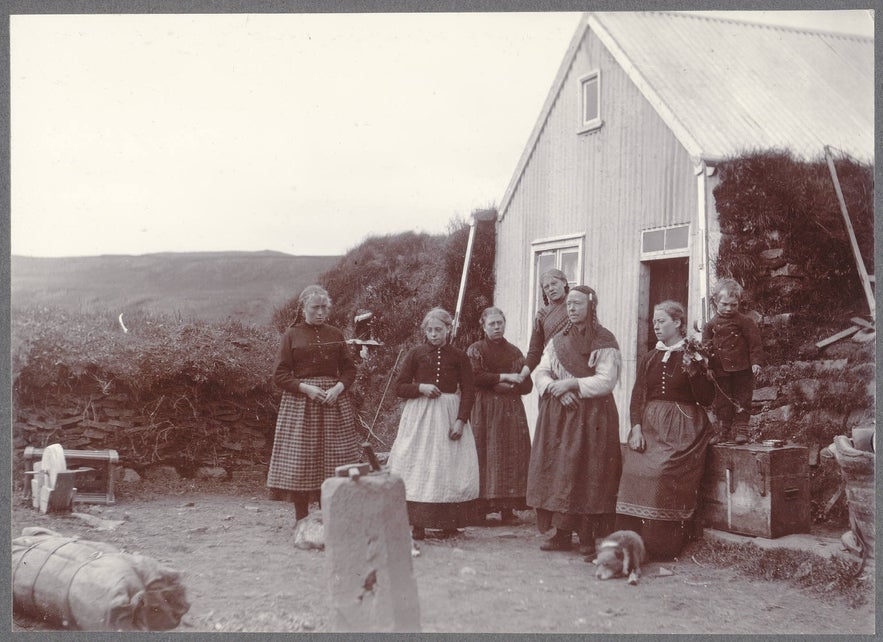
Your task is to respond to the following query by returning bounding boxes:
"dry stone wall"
[12,381,279,486]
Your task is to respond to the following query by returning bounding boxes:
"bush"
[270,216,498,450]
[12,306,278,403]
[713,150,873,317]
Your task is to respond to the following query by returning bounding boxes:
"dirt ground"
[10,478,875,635]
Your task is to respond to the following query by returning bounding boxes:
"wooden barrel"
[833,435,875,558]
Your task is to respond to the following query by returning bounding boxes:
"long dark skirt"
[266,376,362,492]
[616,399,711,559]
[527,393,621,534]
[471,390,531,514]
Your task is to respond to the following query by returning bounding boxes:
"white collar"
[655,338,685,362]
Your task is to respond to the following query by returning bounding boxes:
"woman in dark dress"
[616,300,714,560]
[519,268,571,380]
[467,307,532,524]
[387,307,479,540]
[526,286,622,556]
[267,284,362,523]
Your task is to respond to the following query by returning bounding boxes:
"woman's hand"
[418,384,442,398]
[448,419,464,441]
[323,381,345,405]
[558,391,579,409]
[299,383,326,403]
[547,378,576,398]
[628,425,646,452]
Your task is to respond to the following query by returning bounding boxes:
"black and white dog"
[591,530,646,585]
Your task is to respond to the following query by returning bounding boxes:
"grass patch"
[686,537,872,608]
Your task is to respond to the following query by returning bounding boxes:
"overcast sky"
[10,9,874,258]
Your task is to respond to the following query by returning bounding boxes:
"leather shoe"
[540,532,572,551]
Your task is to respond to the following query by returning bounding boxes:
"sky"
[10,9,875,258]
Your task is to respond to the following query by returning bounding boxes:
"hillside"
[11,252,341,325]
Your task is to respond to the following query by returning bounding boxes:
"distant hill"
[11,251,341,326]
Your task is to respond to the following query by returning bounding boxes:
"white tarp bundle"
[12,527,189,631]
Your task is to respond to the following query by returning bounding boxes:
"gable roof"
[499,11,874,217]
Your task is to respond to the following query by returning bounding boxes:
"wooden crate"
[700,443,810,539]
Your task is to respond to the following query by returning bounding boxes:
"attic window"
[578,71,601,133]
[641,224,690,258]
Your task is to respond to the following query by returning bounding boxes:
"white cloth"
[387,393,479,503]
[40,444,66,489]
[654,338,685,362]
[534,345,621,398]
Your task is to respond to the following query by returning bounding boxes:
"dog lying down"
[591,530,646,585]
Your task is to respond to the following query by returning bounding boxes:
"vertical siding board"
[496,29,698,439]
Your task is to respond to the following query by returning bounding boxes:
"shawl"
[553,323,619,378]
[538,302,569,346]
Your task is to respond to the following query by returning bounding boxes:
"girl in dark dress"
[467,307,532,523]
[387,307,479,540]
[616,300,714,560]
[267,285,362,523]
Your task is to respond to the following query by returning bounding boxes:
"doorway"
[637,257,689,352]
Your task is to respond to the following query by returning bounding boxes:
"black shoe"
[540,530,572,551]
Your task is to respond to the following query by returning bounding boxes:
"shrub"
[13,306,278,403]
[713,150,873,317]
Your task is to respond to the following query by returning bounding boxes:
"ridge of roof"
[643,10,874,42]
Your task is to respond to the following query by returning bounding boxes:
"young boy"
[702,278,764,445]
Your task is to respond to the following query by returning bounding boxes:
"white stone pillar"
[322,470,420,632]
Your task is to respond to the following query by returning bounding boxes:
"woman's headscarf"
[554,285,618,377]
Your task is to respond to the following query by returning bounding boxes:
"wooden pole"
[452,220,477,340]
[824,146,875,320]
[452,209,496,339]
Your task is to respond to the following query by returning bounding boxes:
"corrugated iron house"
[493,11,873,440]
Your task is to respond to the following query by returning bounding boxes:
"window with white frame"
[640,224,690,259]
[578,70,601,133]
[530,234,584,315]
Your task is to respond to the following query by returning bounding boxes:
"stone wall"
[12,382,278,485]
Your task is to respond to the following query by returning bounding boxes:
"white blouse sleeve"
[533,347,554,396]
[576,347,621,398]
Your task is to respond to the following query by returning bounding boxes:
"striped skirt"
[266,376,362,492]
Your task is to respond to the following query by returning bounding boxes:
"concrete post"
[322,470,420,632]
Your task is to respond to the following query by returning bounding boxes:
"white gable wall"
[496,27,704,441]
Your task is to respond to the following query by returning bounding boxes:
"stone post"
[322,470,420,632]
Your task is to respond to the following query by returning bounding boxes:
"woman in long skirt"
[467,307,532,523]
[615,300,714,559]
[267,285,362,523]
[387,308,479,540]
[526,286,622,557]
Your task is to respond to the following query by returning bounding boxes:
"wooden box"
[700,443,810,539]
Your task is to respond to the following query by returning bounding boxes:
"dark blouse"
[273,323,356,394]
[395,343,475,421]
[467,337,533,395]
[524,301,568,372]
[702,311,765,372]
[629,348,715,426]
